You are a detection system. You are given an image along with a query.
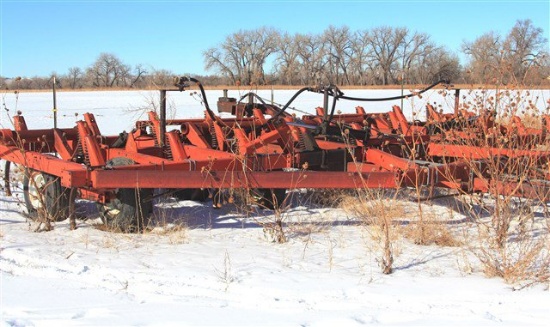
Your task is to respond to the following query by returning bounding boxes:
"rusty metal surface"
[2,82,550,209]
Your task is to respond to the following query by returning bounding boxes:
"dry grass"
[397,200,462,247]
[441,85,550,288]
[469,215,550,288]
[340,192,406,225]
[339,190,405,274]
[400,221,462,247]
[101,234,119,249]
[215,250,234,292]
[150,224,188,245]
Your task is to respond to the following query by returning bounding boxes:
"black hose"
[237,93,271,117]
[338,79,449,102]
[269,80,449,125]
[271,87,315,121]
[320,86,341,135]
[175,76,218,122]
[175,77,449,137]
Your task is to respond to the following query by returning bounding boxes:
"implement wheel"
[23,169,70,221]
[97,157,153,232]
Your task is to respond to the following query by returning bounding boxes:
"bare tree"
[248,27,280,85]
[33,77,46,89]
[203,47,238,84]
[323,25,353,85]
[349,30,374,85]
[503,19,548,83]
[86,53,130,87]
[16,77,35,89]
[413,47,461,84]
[146,68,175,88]
[295,33,328,85]
[462,20,549,84]
[462,31,504,83]
[399,31,433,84]
[7,21,547,89]
[274,32,301,85]
[129,64,147,88]
[65,67,83,89]
[524,53,550,85]
[367,26,407,85]
[204,27,280,85]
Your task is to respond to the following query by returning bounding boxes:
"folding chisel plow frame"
[2,77,549,231]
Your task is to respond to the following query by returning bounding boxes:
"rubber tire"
[97,157,153,232]
[23,169,70,221]
[98,188,153,232]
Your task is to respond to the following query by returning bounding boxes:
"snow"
[1,88,550,326]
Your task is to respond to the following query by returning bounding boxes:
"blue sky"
[1,0,548,78]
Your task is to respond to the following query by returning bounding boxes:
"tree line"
[1,19,548,90]
[204,20,549,86]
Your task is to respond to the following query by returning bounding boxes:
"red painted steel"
[3,84,550,217]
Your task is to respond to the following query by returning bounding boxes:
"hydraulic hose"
[338,79,450,102]
[321,85,342,135]
[268,80,449,124]
[175,76,218,122]
[271,86,315,121]
[175,77,450,138]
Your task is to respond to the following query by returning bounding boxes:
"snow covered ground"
[1,88,549,326]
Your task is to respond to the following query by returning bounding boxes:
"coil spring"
[148,122,159,147]
[210,123,219,149]
[76,138,90,166]
[163,135,173,159]
[297,131,306,151]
